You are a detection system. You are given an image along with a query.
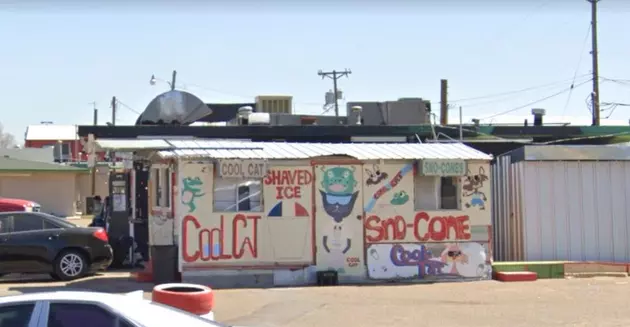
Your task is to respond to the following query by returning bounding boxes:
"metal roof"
[500,145,630,162]
[94,138,492,161]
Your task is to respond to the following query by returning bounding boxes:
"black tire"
[53,250,88,281]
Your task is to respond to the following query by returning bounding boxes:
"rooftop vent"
[531,108,546,126]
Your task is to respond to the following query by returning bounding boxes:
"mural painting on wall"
[263,168,312,217]
[316,165,363,275]
[364,163,413,213]
[181,175,206,213]
[367,243,491,280]
[178,162,262,266]
[262,167,314,262]
[462,166,489,210]
[182,213,261,263]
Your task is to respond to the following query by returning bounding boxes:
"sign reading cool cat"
[218,159,268,179]
[421,159,466,177]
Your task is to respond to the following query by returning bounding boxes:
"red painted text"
[364,212,471,243]
[182,214,261,262]
[263,169,313,200]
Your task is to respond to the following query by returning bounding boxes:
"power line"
[480,79,592,120]
[446,74,591,106]
[179,81,323,107]
[448,76,591,110]
[561,22,592,117]
[115,99,141,115]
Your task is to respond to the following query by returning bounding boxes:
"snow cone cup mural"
[315,165,364,278]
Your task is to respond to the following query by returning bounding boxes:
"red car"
[0,197,41,213]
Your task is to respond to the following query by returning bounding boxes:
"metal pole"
[90,103,97,196]
[171,70,177,91]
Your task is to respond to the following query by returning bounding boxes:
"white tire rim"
[60,254,84,277]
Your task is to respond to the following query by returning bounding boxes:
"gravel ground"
[1,273,629,327]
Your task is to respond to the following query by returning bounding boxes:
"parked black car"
[0,212,113,281]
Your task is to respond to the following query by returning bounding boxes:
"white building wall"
[518,161,630,262]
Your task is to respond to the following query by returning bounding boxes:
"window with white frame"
[151,166,172,209]
[213,176,262,212]
[414,174,460,210]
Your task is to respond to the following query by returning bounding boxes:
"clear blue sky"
[1,1,629,140]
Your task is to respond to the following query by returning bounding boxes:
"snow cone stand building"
[94,138,493,287]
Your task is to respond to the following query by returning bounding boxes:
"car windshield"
[115,299,230,327]
[39,213,78,228]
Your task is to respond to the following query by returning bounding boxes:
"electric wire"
[480,79,592,120]
[446,74,591,106]
[561,23,592,117]
[115,99,141,115]
[453,76,592,110]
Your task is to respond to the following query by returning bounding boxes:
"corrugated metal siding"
[155,141,493,161]
[501,161,630,262]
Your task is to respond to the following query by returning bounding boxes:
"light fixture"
[149,74,157,86]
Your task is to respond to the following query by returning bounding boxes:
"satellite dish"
[135,90,212,125]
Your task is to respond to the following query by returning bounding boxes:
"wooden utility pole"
[318,69,352,117]
[440,79,448,125]
[588,0,601,126]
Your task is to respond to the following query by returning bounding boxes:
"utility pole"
[588,0,601,126]
[89,102,97,196]
[111,96,117,126]
[90,101,98,125]
[440,79,448,125]
[110,96,117,162]
[318,69,351,117]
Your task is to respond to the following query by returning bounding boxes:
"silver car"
[0,291,229,327]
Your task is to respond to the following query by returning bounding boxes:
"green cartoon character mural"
[319,166,360,223]
[181,177,205,213]
[390,191,409,205]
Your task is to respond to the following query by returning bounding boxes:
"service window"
[414,175,460,210]
[0,303,36,327]
[213,176,262,212]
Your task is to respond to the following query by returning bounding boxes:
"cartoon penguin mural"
[319,166,360,223]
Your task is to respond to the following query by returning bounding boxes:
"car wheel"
[53,250,87,281]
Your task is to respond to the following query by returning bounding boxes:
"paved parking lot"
[1,273,630,327]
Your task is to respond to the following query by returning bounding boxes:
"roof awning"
[95,138,493,161]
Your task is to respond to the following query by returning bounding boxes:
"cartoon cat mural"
[318,166,360,223]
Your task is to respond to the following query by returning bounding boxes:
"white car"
[0,291,227,327]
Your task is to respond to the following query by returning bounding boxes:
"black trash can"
[150,245,181,285]
[316,270,338,286]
